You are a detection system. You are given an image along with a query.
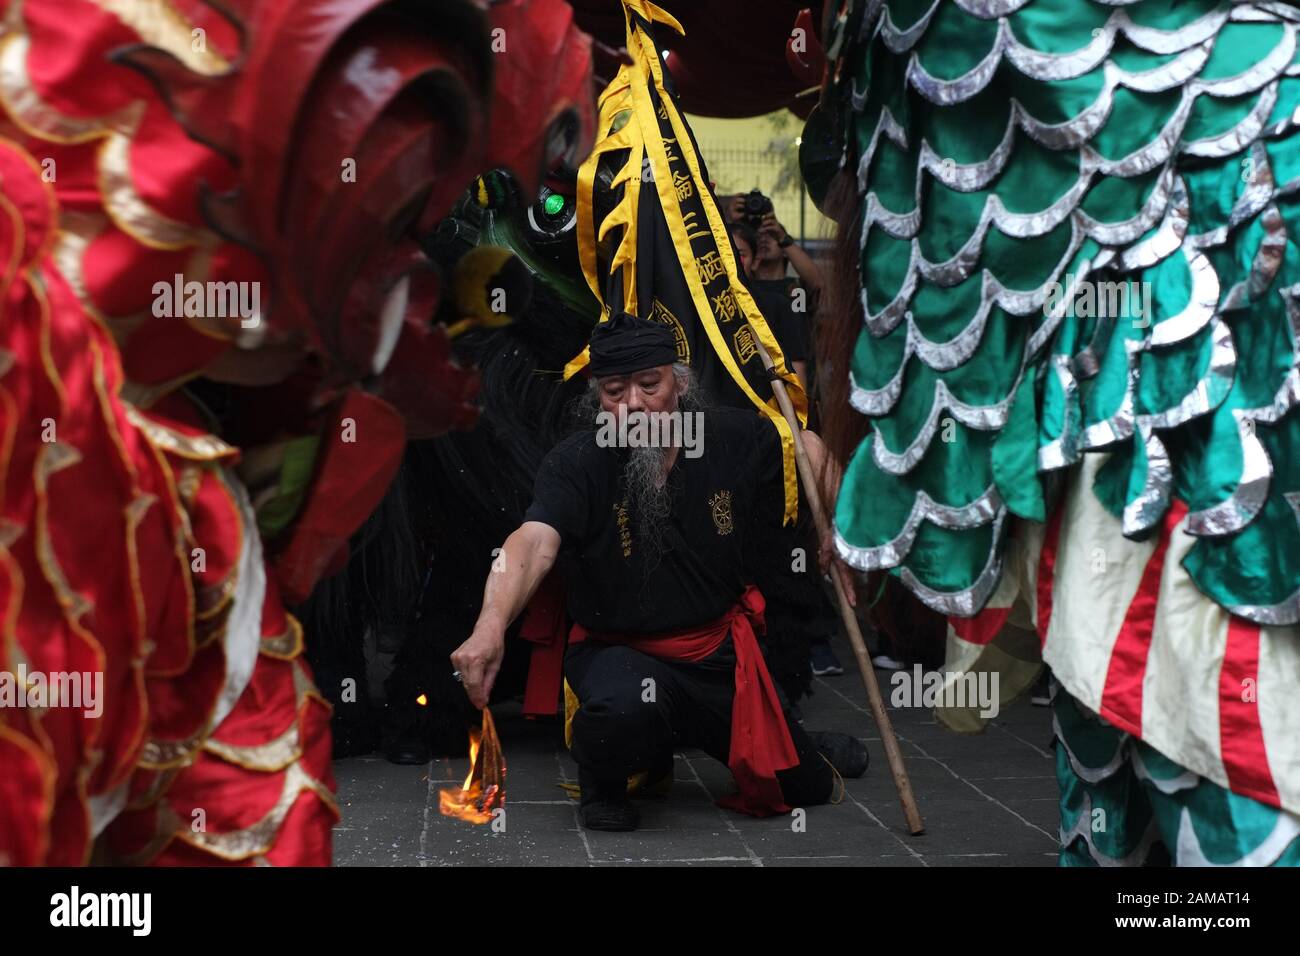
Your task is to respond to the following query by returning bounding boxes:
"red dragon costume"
[0,0,592,866]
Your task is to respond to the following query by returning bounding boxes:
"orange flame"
[438,707,506,824]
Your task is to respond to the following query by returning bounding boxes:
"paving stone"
[333,634,1061,866]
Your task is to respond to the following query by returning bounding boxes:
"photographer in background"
[727,220,807,393]
[725,189,824,302]
[725,202,844,680]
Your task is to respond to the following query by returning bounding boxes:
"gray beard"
[567,376,708,569]
[624,443,672,566]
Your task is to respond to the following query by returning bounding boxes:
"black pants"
[564,632,833,806]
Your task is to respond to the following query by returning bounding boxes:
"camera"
[741,188,773,227]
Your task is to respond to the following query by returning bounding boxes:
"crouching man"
[451,311,867,831]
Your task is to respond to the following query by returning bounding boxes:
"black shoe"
[810,640,845,676]
[808,731,870,778]
[578,768,640,831]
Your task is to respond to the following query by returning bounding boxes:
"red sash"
[570,585,799,816]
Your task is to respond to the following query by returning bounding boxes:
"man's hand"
[450,626,505,710]
[818,525,858,608]
[761,211,824,295]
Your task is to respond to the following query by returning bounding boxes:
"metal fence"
[703,142,828,245]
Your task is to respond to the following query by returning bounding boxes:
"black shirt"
[522,406,787,635]
[749,277,807,364]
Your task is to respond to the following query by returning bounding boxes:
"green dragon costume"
[809,0,1300,865]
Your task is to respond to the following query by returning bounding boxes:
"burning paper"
[438,707,506,824]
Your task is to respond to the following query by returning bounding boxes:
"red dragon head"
[107,0,594,435]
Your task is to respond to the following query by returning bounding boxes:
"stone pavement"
[333,640,1061,867]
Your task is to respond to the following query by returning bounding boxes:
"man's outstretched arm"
[451,520,561,708]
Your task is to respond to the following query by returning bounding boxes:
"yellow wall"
[685,111,836,244]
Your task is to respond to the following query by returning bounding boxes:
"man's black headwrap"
[587,310,678,377]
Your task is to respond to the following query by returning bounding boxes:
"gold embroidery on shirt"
[614,498,633,558]
[709,490,734,536]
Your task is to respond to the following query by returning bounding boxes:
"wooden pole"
[756,344,925,835]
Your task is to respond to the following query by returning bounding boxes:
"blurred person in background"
[726,219,807,392]
[726,211,844,679]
